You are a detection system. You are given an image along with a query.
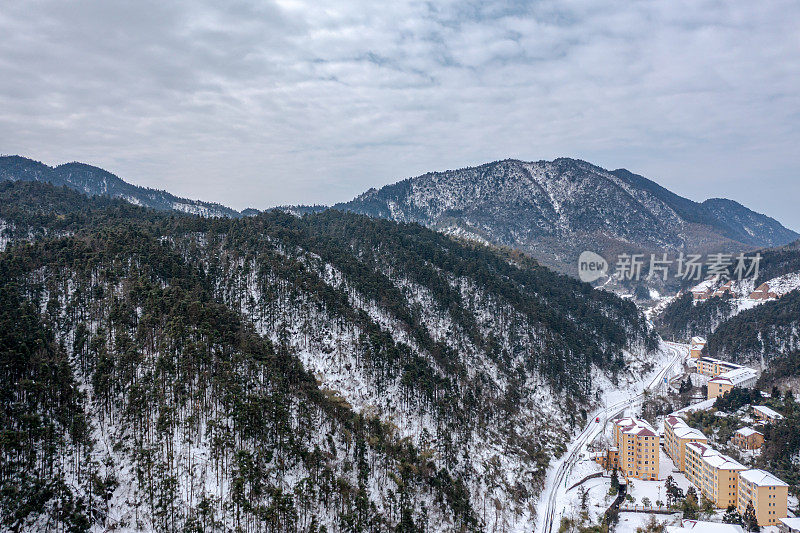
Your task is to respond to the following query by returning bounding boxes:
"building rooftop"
[779,518,800,532]
[691,336,707,344]
[709,367,758,386]
[697,356,740,367]
[686,441,720,458]
[670,398,717,417]
[667,520,744,533]
[753,405,784,419]
[615,417,657,437]
[740,469,788,487]
[665,415,683,427]
[735,427,762,437]
[674,425,707,440]
[703,453,745,471]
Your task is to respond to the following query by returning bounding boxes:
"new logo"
[578,251,608,282]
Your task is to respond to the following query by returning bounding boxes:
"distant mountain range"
[335,159,799,273]
[0,155,240,217]
[2,155,797,275]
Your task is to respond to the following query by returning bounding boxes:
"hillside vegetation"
[0,181,658,532]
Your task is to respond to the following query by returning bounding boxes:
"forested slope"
[0,182,659,532]
[706,290,800,367]
[654,293,735,340]
[654,242,800,340]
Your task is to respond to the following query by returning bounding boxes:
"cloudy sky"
[1,0,799,229]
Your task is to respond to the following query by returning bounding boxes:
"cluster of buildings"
[691,281,736,301]
[688,337,759,400]
[589,338,792,527]
[591,406,788,525]
[690,280,780,302]
[663,414,789,526]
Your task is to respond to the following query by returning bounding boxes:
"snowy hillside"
[0,181,660,532]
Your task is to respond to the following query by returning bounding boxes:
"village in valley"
[556,273,800,533]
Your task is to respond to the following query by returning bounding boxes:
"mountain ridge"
[334,158,798,274]
[0,155,243,218]
[3,154,796,278]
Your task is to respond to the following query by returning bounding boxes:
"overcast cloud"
[1,0,799,229]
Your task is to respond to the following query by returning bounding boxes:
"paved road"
[536,342,687,533]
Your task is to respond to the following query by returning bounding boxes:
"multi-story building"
[738,469,788,526]
[663,415,707,471]
[733,427,764,450]
[685,442,745,509]
[696,357,743,378]
[700,453,746,509]
[752,405,784,423]
[707,367,758,399]
[613,417,659,481]
[685,442,720,488]
[690,337,707,359]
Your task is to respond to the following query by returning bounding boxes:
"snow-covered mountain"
[0,181,661,532]
[0,155,241,218]
[4,155,796,279]
[335,158,798,273]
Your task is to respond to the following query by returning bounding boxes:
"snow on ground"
[688,373,711,387]
[690,278,718,293]
[557,443,694,532]
[616,512,681,533]
[558,471,612,525]
[769,271,800,296]
[538,342,687,532]
[625,449,689,506]
[0,219,8,252]
[645,295,678,322]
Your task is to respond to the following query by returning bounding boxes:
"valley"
[0,162,798,533]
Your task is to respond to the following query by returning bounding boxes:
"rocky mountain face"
[0,156,240,218]
[336,158,798,274]
[0,181,659,532]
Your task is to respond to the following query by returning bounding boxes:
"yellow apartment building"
[696,357,743,377]
[707,367,758,400]
[738,469,788,526]
[685,442,719,488]
[613,417,659,481]
[685,442,745,509]
[663,415,707,472]
[700,453,746,509]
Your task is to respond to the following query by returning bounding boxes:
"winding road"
[536,342,687,533]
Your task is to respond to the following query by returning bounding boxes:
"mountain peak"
[337,158,798,274]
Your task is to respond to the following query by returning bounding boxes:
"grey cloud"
[0,0,798,229]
